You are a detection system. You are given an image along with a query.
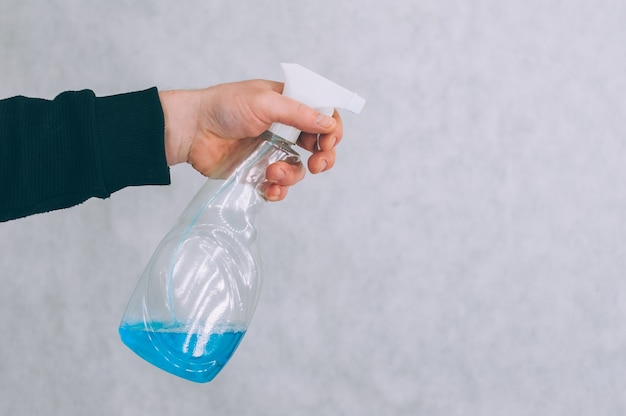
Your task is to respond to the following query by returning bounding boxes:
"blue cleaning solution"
[119,323,246,383]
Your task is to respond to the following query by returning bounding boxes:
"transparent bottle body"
[119,132,299,383]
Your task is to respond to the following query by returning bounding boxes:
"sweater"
[0,87,171,222]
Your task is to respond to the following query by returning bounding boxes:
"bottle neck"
[238,131,300,197]
[179,131,301,231]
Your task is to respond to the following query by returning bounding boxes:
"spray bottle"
[118,63,366,383]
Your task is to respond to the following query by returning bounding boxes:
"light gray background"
[2,0,626,415]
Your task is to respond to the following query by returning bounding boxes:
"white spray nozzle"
[269,63,366,143]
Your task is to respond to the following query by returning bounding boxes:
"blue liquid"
[119,323,246,383]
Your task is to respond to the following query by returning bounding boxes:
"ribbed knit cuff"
[95,87,170,194]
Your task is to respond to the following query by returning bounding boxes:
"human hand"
[159,80,343,201]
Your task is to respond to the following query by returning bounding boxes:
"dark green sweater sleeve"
[0,87,171,222]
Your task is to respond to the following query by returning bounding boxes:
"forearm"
[0,88,170,222]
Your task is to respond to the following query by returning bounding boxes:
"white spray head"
[269,63,366,143]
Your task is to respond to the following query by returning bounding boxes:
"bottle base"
[119,323,246,383]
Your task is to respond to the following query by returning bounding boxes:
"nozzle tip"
[347,94,366,114]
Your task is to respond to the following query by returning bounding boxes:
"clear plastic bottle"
[118,131,299,383]
[119,63,365,383]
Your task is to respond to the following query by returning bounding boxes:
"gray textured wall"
[2,0,626,415]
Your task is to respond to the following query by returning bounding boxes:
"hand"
[159,80,343,201]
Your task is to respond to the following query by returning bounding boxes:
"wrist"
[159,89,200,166]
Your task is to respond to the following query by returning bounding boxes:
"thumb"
[263,93,337,134]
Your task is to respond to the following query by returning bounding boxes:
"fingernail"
[265,185,281,201]
[329,136,337,148]
[316,114,334,128]
[319,159,328,172]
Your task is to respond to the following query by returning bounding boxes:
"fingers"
[264,160,306,202]
[261,80,285,94]
[307,149,335,174]
[263,114,341,200]
[253,83,347,200]
[261,91,338,135]
[264,183,289,202]
[266,160,306,184]
[297,110,343,149]
[263,145,336,201]
[257,83,343,154]
[295,110,342,174]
